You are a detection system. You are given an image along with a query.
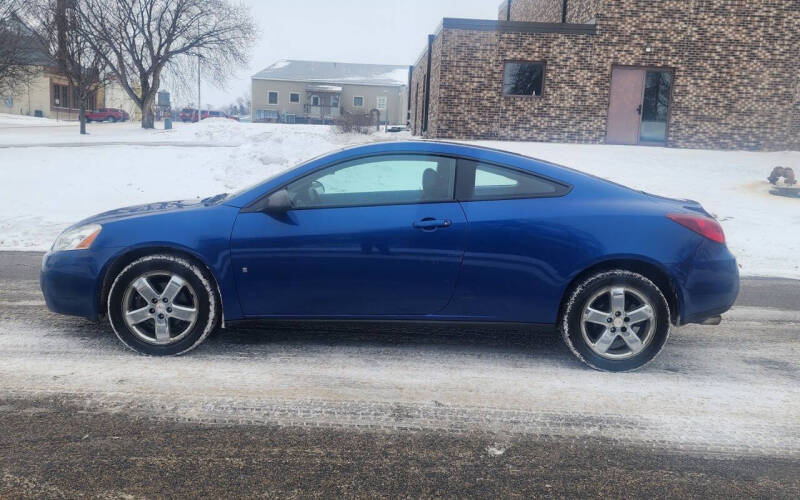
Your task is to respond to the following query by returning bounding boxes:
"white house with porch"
[251,60,409,125]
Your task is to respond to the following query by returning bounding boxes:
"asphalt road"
[1,251,799,498]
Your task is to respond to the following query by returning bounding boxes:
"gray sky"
[198,0,497,108]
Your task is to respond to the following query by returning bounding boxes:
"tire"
[107,254,220,356]
[561,270,670,372]
[106,116,115,123]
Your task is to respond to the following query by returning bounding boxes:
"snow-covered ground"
[0,114,798,278]
[0,113,75,129]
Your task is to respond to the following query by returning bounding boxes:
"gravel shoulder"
[2,395,799,499]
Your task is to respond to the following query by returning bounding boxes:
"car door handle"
[413,218,452,230]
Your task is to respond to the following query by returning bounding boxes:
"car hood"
[75,199,207,226]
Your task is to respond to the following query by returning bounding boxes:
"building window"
[503,62,545,97]
[376,96,387,110]
[268,91,279,105]
[640,70,673,143]
[311,95,320,106]
[290,93,300,103]
[353,96,364,107]
[53,83,70,108]
[255,109,279,121]
[330,95,340,108]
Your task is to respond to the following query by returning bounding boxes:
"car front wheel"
[561,270,671,372]
[107,254,219,355]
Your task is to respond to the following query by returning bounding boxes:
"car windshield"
[227,170,285,200]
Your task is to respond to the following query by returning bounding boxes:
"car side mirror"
[263,188,292,214]
[242,188,293,214]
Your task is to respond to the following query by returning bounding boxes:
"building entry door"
[606,67,673,145]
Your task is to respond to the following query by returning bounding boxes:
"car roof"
[225,139,635,209]
[331,140,642,189]
[321,140,567,173]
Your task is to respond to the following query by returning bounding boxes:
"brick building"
[410,0,800,151]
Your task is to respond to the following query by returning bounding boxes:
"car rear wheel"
[107,254,219,356]
[561,270,670,372]
[106,116,115,123]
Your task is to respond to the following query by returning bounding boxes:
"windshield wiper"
[202,193,229,206]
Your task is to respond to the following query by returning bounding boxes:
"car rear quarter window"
[456,160,569,201]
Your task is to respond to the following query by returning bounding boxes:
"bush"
[335,111,376,134]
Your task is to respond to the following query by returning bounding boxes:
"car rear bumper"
[677,242,740,325]
[40,248,118,321]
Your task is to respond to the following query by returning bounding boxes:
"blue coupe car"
[40,141,739,371]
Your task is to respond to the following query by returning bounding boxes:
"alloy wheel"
[580,286,656,360]
[121,271,198,345]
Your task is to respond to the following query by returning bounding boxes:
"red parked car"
[180,108,238,122]
[179,108,211,122]
[85,108,130,123]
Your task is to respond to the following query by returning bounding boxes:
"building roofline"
[442,18,596,35]
[251,59,410,86]
[411,17,595,71]
[412,21,445,69]
[250,76,406,88]
[254,58,409,70]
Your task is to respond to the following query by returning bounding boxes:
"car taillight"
[667,213,725,244]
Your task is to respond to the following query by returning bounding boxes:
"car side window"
[286,155,456,209]
[457,160,569,201]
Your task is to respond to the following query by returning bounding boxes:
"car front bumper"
[40,247,120,321]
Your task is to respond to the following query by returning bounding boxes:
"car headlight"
[52,224,102,252]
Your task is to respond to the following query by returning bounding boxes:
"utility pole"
[197,20,201,122]
[55,0,66,123]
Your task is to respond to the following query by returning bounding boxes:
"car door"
[443,158,576,323]
[230,153,467,317]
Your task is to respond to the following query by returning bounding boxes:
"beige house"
[0,37,87,120]
[4,68,139,122]
[251,60,409,125]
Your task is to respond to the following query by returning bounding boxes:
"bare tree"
[0,0,38,97]
[236,90,250,116]
[79,0,256,129]
[28,0,108,134]
[227,90,249,118]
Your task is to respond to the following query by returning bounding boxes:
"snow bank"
[0,119,797,278]
[0,122,406,251]
[0,112,75,128]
